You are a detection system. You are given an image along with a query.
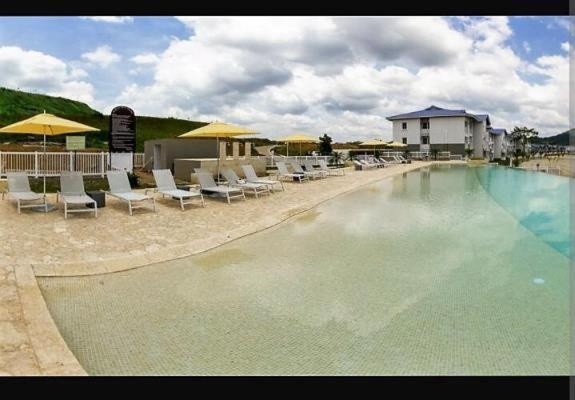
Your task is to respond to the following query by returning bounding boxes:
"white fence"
[0,152,145,177]
[518,165,562,176]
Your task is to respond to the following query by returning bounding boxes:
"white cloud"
[80,17,133,24]
[0,46,94,104]
[131,53,160,65]
[81,45,121,68]
[110,16,569,138]
[523,41,531,53]
[561,42,570,52]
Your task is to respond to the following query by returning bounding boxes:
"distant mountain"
[532,129,573,146]
[0,87,208,151]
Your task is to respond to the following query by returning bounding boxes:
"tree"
[318,134,333,155]
[509,126,539,155]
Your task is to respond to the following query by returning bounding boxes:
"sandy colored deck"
[0,160,462,375]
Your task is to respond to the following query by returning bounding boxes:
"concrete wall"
[472,121,486,158]
[493,134,503,159]
[174,158,267,183]
[392,119,420,145]
[392,117,467,155]
[143,138,218,171]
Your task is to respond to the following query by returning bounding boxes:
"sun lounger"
[395,155,411,164]
[2,172,48,214]
[358,159,378,169]
[276,162,309,183]
[367,156,385,168]
[194,169,245,204]
[241,164,284,192]
[106,170,156,216]
[290,161,323,180]
[148,169,204,210]
[303,160,329,178]
[318,159,345,176]
[56,171,97,219]
[221,168,270,198]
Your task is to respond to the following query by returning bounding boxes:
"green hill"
[0,87,208,151]
[532,129,573,146]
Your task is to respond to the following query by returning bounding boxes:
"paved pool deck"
[0,160,464,376]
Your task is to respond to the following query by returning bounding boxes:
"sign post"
[109,106,136,172]
[66,136,85,171]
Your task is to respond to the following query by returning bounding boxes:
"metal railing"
[0,151,145,177]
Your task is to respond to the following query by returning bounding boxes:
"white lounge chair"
[221,168,270,198]
[395,155,411,164]
[276,162,308,183]
[318,159,345,176]
[148,169,205,210]
[241,164,284,192]
[290,161,323,180]
[303,160,328,178]
[367,156,385,168]
[194,169,245,204]
[357,159,378,170]
[2,172,48,214]
[106,170,156,216]
[56,171,97,219]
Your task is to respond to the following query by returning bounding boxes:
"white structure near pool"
[387,105,509,159]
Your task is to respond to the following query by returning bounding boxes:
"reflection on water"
[39,165,570,375]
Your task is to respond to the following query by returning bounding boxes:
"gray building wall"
[392,116,469,155]
[143,138,218,172]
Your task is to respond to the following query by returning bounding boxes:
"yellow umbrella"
[178,121,258,179]
[276,133,319,156]
[386,140,407,148]
[0,112,100,199]
[360,139,387,155]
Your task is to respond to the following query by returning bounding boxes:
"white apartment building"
[387,105,508,159]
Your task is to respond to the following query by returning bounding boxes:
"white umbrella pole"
[43,131,46,196]
[216,136,220,182]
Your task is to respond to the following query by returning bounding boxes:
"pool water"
[38,165,571,375]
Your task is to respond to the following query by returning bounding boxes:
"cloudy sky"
[0,16,570,139]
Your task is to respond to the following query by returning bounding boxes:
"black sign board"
[109,106,136,153]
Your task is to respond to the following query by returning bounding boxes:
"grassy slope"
[0,88,208,152]
[531,130,572,146]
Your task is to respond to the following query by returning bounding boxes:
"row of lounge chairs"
[353,155,411,170]
[2,161,345,217]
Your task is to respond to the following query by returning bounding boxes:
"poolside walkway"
[0,160,463,375]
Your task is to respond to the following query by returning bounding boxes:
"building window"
[420,118,429,130]
[402,137,407,144]
[421,136,429,145]
[402,122,407,130]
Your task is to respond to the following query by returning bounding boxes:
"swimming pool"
[38,164,571,375]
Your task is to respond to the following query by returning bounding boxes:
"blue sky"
[0,16,570,138]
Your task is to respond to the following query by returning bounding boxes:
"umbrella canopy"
[0,112,100,135]
[0,112,100,199]
[359,139,386,146]
[386,140,407,148]
[178,121,257,138]
[276,133,319,143]
[178,121,258,180]
[276,133,319,156]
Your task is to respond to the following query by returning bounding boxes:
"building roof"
[489,128,507,135]
[386,105,490,125]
